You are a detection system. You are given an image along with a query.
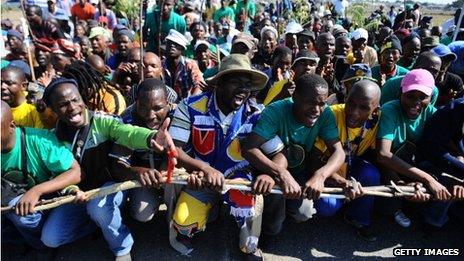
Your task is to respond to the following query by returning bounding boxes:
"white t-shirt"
[333,0,349,17]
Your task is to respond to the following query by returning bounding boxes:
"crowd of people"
[1,0,464,260]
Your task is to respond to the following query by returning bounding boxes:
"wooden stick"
[157,0,164,57]
[0,169,432,213]
[20,18,36,82]
[216,44,221,65]
[442,173,464,184]
[139,0,145,82]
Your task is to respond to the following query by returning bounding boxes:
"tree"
[450,0,464,9]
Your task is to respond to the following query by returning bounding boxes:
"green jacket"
[55,110,155,190]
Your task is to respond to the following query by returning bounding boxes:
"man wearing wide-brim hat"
[168,54,269,259]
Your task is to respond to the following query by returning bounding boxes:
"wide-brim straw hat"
[206,54,269,91]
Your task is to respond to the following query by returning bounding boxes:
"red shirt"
[71,3,96,21]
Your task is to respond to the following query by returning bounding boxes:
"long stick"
[442,173,464,183]
[1,170,432,214]
[1,181,142,213]
[20,18,36,82]
[99,0,103,27]
[158,0,164,57]
[216,44,221,65]
[19,0,35,41]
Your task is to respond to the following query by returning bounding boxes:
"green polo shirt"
[234,0,256,21]
[253,98,339,152]
[377,100,437,150]
[213,7,235,22]
[371,65,409,84]
[397,58,415,71]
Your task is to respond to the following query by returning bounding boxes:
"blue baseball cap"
[341,63,376,83]
[9,60,31,77]
[432,44,457,62]
[7,29,23,41]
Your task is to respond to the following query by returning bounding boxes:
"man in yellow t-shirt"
[311,80,381,241]
[1,66,44,129]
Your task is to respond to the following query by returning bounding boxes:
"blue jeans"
[41,203,96,248]
[42,182,133,256]
[2,194,47,249]
[419,161,455,228]
[315,159,381,226]
[87,183,133,256]
[262,169,317,235]
[423,201,452,227]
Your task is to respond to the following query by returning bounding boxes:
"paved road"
[2,203,464,260]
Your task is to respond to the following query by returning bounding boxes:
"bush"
[347,3,368,28]
[113,0,140,21]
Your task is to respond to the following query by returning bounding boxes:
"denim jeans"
[315,158,381,226]
[41,182,133,256]
[41,203,96,248]
[261,169,316,235]
[2,194,47,249]
[87,182,133,256]
[129,187,162,222]
[420,161,457,227]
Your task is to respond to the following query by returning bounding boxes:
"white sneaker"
[394,210,411,228]
[115,253,131,261]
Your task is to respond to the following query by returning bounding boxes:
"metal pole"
[453,2,464,41]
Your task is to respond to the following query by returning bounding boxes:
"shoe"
[26,249,55,261]
[394,210,411,228]
[357,226,377,242]
[176,233,194,250]
[421,222,440,240]
[115,253,131,261]
[343,214,377,242]
[241,248,264,261]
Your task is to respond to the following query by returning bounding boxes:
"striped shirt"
[27,0,48,11]
[169,92,235,144]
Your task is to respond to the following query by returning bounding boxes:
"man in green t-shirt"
[213,0,235,22]
[234,0,256,22]
[377,69,451,228]
[243,74,345,236]
[1,101,81,249]
[380,51,442,106]
[145,0,187,53]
